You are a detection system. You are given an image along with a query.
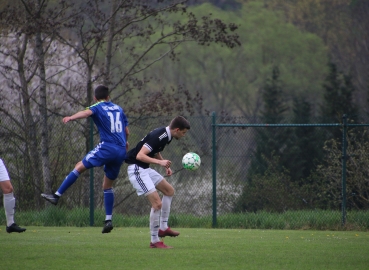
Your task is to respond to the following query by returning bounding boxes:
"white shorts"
[127,164,164,196]
[0,159,10,182]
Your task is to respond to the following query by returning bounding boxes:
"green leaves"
[156,1,328,117]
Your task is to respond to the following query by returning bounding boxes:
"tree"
[311,131,369,210]
[234,155,307,213]
[0,0,240,207]
[234,67,290,212]
[321,62,357,141]
[287,97,325,183]
[50,0,240,201]
[234,67,325,212]
[0,0,78,205]
[263,0,369,116]
[321,62,357,121]
[248,67,289,177]
[0,32,43,207]
[155,1,328,118]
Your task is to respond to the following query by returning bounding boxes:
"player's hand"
[158,159,171,169]
[62,116,72,123]
[166,167,173,176]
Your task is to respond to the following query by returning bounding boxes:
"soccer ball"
[182,152,201,171]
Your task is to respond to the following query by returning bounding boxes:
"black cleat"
[102,220,113,234]
[6,223,26,233]
[41,193,59,205]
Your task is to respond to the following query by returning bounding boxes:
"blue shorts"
[82,142,126,180]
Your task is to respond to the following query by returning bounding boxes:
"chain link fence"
[0,114,368,230]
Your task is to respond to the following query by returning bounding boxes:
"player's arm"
[63,109,93,123]
[136,146,171,169]
[154,152,172,176]
[154,152,164,160]
[125,126,130,150]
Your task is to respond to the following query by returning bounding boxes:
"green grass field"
[1,227,368,270]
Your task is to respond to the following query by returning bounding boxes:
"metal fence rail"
[212,113,369,227]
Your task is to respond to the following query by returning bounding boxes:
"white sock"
[150,208,160,243]
[4,192,15,227]
[160,195,173,231]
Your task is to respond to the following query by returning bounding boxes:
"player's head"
[169,116,190,140]
[94,85,109,101]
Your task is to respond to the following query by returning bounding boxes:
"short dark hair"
[94,85,109,100]
[169,116,190,130]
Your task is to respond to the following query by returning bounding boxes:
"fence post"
[89,117,94,226]
[341,114,347,226]
[212,112,217,227]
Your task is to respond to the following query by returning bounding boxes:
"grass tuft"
[2,208,369,231]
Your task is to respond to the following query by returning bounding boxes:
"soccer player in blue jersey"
[125,116,190,248]
[41,85,129,233]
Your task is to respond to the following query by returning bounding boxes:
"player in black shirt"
[125,116,190,249]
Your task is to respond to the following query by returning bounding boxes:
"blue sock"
[104,188,114,218]
[57,169,80,195]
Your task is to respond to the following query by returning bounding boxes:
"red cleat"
[158,227,180,238]
[150,241,173,249]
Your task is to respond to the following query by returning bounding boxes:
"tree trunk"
[18,34,43,208]
[35,2,52,202]
[104,0,118,86]
[83,67,94,207]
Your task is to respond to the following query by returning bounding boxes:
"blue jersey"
[88,101,128,147]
